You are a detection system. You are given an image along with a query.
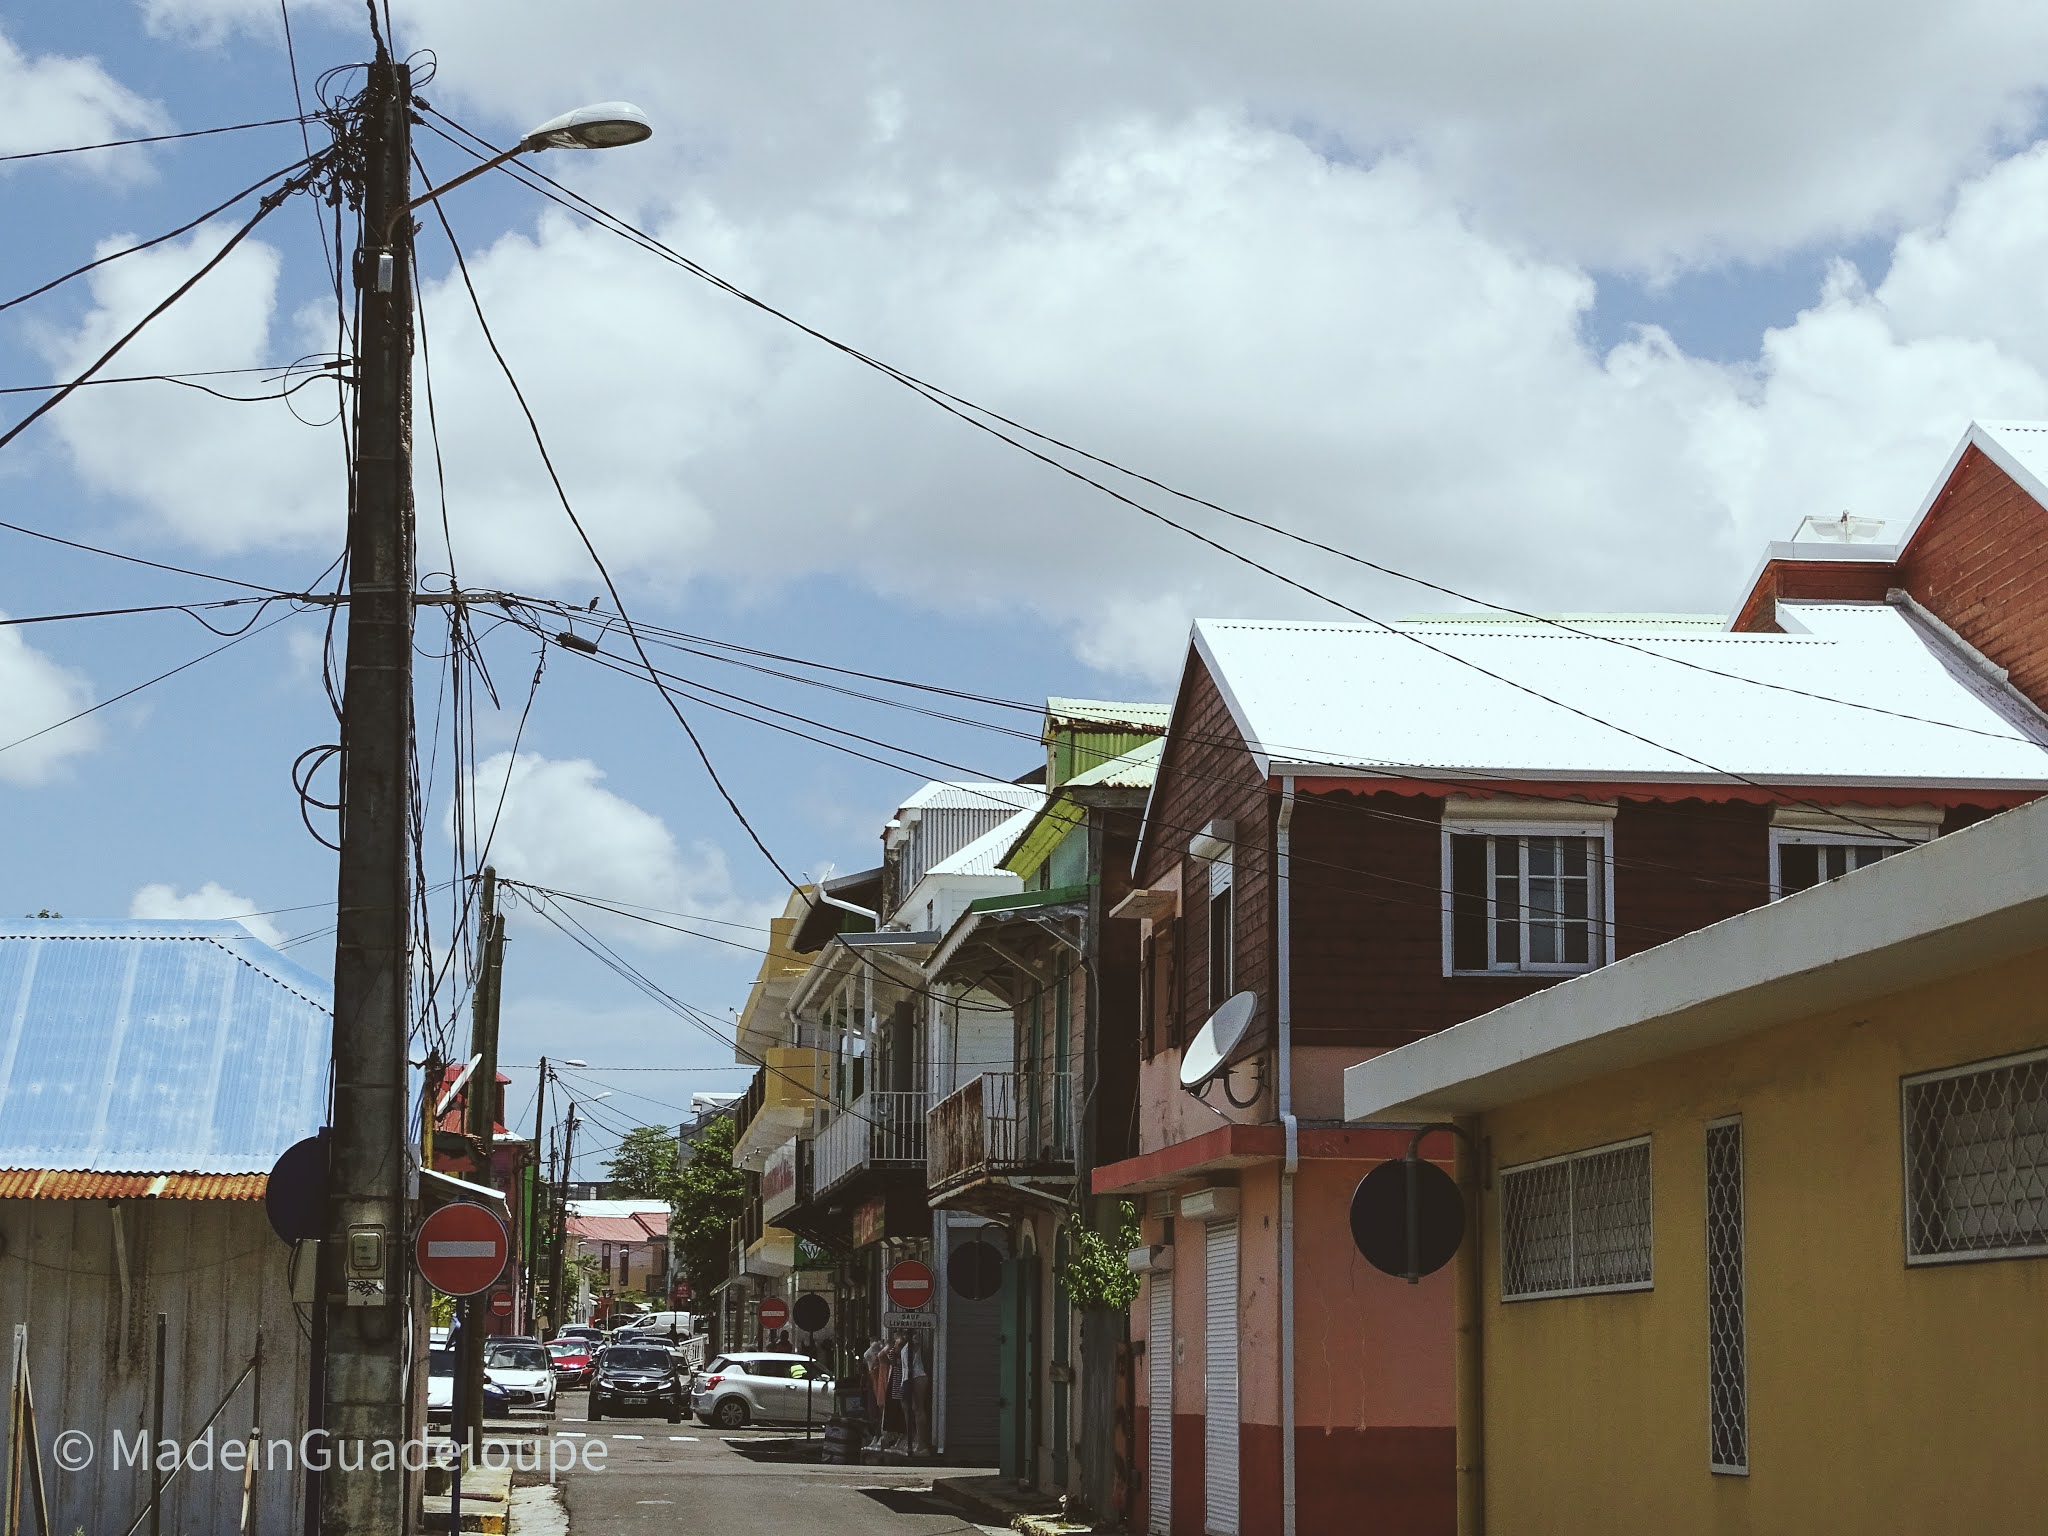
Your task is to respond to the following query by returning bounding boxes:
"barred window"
[1499,1137,1653,1300]
[1705,1119,1747,1475]
[1903,1048,2048,1264]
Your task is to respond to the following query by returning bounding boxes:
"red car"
[546,1338,594,1389]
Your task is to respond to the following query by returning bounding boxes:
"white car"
[427,1347,455,1420]
[691,1353,834,1429]
[483,1340,558,1413]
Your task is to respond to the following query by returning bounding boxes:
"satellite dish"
[1180,991,1258,1091]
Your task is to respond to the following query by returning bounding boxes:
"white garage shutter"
[1203,1220,1239,1535]
[1148,1275,1173,1534]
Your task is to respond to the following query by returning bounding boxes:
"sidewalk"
[422,1465,514,1533]
[928,1473,1066,1527]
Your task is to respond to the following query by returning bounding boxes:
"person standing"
[899,1330,931,1457]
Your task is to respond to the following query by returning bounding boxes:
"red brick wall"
[1138,650,1272,1056]
[1898,445,2048,707]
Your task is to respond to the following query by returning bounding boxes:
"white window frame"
[1901,1045,2048,1267]
[1497,1135,1654,1301]
[1442,810,1616,977]
[1768,806,1938,900]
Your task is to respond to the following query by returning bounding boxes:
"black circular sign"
[265,1131,329,1243]
[948,1239,1003,1301]
[792,1292,831,1333]
[1349,1159,1465,1279]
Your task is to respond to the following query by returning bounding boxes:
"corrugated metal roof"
[0,1169,267,1200]
[894,781,1041,816]
[0,921,332,1176]
[1399,613,1726,631]
[564,1198,671,1218]
[1064,736,1164,790]
[1193,604,2048,786]
[1044,698,1174,731]
[924,800,1045,877]
[567,1212,667,1243]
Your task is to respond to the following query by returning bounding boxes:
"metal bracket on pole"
[1401,1122,1476,1286]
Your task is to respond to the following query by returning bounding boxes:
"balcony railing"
[927,1072,1074,1192]
[813,1090,930,1197]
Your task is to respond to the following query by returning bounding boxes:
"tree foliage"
[1059,1201,1144,1312]
[670,1113,748,1296]
[603,1125,683,1197]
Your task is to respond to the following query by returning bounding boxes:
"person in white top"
[895,1330,931,1457]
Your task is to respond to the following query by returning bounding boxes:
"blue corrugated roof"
[0,921,332,1175]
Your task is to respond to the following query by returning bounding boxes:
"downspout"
[1276,777,1298,1536]
[809,862,881,924]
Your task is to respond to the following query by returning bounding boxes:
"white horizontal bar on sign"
[427,1240,500,1257]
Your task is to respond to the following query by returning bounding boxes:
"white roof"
[1344,793,2048,1123]
[1192,601,2048,788]
[924,800,1045,878]
[895,781,1040,817]
[565,1199,670,1218]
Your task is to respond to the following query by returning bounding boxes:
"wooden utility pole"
[460,868,506,1455]
[549,1101,579,1328]
[320,53,414,1536]
[528,1057,548,1335]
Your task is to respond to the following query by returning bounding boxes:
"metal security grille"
[1705,1118,1747,1474]
[1903,1048,2048,1264]
[1500,1137,1653,1299]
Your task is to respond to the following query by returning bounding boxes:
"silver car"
[691,1353,834,1429]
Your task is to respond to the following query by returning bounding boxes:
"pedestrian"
[897,1330,931,1457]
[862,1336,893,1451]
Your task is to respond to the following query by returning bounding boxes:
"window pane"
[1493,838,1521,966]
[1528,838,1557,877]
[1779,843,1820,894]
[1450,835,1488,970]
[1571,1142,1653,1288]
[1209,887,1234,1004]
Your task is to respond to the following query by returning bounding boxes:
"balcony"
[813,1090,930,1198]
[731,1047,828,1171]
[927,1073,1075,1209]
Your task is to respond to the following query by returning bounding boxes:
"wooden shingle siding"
[1139,651,1270,1054]
[1610,798,1771,958]
[1899,446,2048,709]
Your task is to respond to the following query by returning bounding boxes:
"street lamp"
[381,100,652,246]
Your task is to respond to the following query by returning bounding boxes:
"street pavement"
[528,1391,1006,1535]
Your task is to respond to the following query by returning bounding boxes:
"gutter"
[1276,776,1298,1536]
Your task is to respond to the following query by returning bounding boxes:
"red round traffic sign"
[489,1289,514,1318]
[758,1297,789,1330]
[886,1260,934,1311]
[415,1202,509,1297]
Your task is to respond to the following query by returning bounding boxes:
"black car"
[587,1343,685,1423]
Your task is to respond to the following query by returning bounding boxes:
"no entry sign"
[490,1289,515,1318]
[759,1297,790,1330]
[415,1201,509,1297]
[885,1260,934,1312]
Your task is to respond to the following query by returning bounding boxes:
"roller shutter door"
[1148,1275,1173,1534]
[1203,1220,1239,1535]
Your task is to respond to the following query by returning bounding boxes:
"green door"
[997,1257,1019,1479]
[1021,1252,1041,1483]
[1052,1228,1071,1491]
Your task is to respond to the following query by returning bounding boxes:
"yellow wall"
[1478,944,2048,1536]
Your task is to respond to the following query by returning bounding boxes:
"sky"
[9,0,2048,1174]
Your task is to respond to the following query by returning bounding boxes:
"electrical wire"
[0,157,325,455]
[0,116,314,163]
[417,195,800,887]
[0,155,318,315]
[0,515,304,593]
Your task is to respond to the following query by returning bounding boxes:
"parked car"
[556,1325,604,1347]
[546,1338,594,1389]
[427,1349,518,1423]
[691,1354,833,1430]
[587,1343,687,1423]
[483,1340,557,1413]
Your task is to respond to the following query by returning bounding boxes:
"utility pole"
[320,53,414,1536]
[460,867,505,1456]
[528,1057,548,1335]
[549,1100,579,1328]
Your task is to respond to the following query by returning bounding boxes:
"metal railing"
[814,1090,930,1196]
[927,1072,1074,1190]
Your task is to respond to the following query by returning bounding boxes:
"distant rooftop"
[1044,697,1174,732]
[0,921,332,1178]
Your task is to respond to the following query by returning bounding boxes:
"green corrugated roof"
[966,883,1093,916]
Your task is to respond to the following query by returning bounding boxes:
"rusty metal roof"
[0,921,331,1176]
[0,1169,267,1200]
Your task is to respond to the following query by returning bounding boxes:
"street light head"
[521,102,653,152]
[562,1058,589,1068]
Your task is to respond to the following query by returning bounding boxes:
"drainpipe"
[1456,1115,1485,1536]
[1276,777,1299,1536]
[809,862,881,924]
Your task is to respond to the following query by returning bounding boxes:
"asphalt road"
[539,1390,1004,1536]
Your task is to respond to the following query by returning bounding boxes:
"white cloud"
[0,26,167,174]
[456,751,774,949]
[129,880,288,945]
[37,16,2048,686]
[0,624,100,785]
